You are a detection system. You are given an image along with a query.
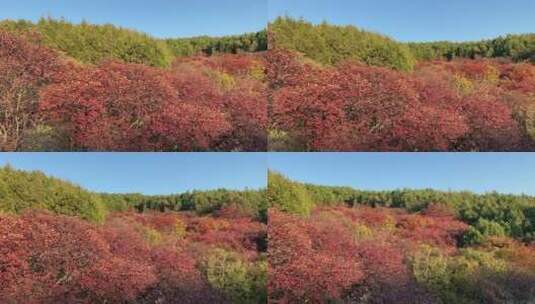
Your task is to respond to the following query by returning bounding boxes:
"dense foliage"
[269,206,535,303]
[270,17,534,69]
[270,17,415,71]
[0,18,173,67]
[0,210,267,303]
[267,49,535,151]
[166,30,267,57]
[0,167,267,303]
[268,19,534,152]
[0,165,106,222]
[267,171,313,216]
[268,172,535,243]
[0,165,267,223]
[0,30,70,151]
[101,189,268,222]
[0,30,267,151]
[0,18,268,67]
[409,34,535,63]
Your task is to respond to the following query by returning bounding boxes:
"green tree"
[267,171,313,216]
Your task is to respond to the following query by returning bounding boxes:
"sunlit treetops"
[269,17,416,71]
[270,17,535,71]
[267,171,535,243]
[0,166,267,222]
[0,17,267,67]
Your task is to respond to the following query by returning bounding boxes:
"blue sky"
[3,153,535,196]
[269,153,535,195]
[0,153,267,195]
[269,0,535,42]
[0,0,267,38]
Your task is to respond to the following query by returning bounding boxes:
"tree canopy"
[0,18,267,68]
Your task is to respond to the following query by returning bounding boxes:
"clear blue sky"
[0,0,267,38]
[0,153,267,195]
[269,153,535,195]
[269,0,535,42]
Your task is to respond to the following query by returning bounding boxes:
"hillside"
[0,166,267,303]
[0,20,268,152]
[268,19,535,152]
[267,172,535,303]
[268,172,535,242]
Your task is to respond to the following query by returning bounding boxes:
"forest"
[0,166,267,303]
[268,172,535,303]
[0,18,267,152]
[268,17,535,152]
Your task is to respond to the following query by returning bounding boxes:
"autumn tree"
[0,31,68,151]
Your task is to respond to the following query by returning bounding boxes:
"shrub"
[40,61,232,151]
[0,212,157,303]
[269,50,533,151]
[268,209,363,303]
[201,249,265,304]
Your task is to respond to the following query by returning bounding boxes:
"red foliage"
[0,211,157,303]
[500,63,535,94]
[268,209,363,303]
[457,86,524,151]
[39,61,232,151]
[176,54,263,76]
[143,245,224,304]
[0,210,266,303]
[269,50,534,151]
[172,55,268,151]
[397,213,468,249]
[35,52,267,151]
[0,31,69,150]
[184,215,266,257]
[268,206,470,303]
[269,51,469,151]
[0,32,268,152]
[219,78,268,150]
[442,59,497,80]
